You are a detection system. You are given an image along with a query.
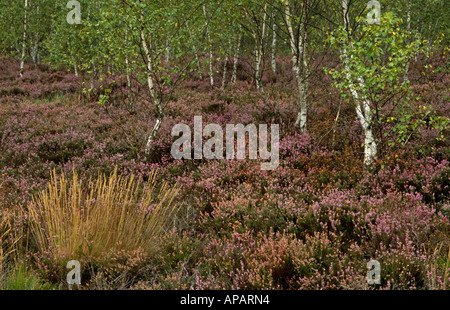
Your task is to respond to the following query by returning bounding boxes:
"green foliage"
[327,12,425,104]
[325,12,447,148]
[386,104,450,146]
[2,264,55,290]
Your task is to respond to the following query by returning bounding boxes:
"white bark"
[73,57,78,76]
[165,38,170,63]
[285,0,308,133]
[140,14,164,155]
[208,49,214,87]
[249,4,267,93]
[256,5,267,92]
[194,48,203,80]
[203,4,214,87]
[19,0,29,77]
[89,62,96,89]
[271,13,277,73]
[255,45,262,91]
[31,32,39,67]
[221,39,231,89]
[231,32,241,83]
[30,0,39,67]
[404,1,411,83]
[342,0,377,165]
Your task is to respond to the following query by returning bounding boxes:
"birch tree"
[241,1,269,96]
[271,11,277,73]
[328,3,427,165]
[97,0,205,155]
[283,0,310,133]
[230,28,242,84]
[203,3,215,87]
[19,0,29,77]
[341,0,377,165]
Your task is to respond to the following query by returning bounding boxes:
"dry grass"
[0,209,18,275]
[429,242,450,290]
[28,168,181,260]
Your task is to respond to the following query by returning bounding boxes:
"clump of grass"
[2,264,55,290]
[28,167,181,261]
[0,209,18,276]
[429,242,450,290]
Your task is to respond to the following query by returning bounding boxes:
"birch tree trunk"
[125,55,134,112]
[140,14,163,155]
[125,25,134,112]
[221,39,231,89]
[73,57,78,76]
[203,4,214,87]
[165,38,170,63]
[30,0,40,67]
[284,0,308,133]
[194,48,203,80]
[271,12,277,73]
[19,0,29,77]
[231,30,242,84]
[404,0,411,83]
[255,5,267,93]
[31,33,39,67]
[341,0,377,165]
[90,62,95,89]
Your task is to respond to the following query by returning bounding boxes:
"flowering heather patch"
[0,55,449,290]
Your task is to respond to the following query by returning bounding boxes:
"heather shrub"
[36,131,96,164]
[290,232,366,290]
[366,156,449,205]
[140,231,202,290]
[0,51,449,291]
[86,247,150,290]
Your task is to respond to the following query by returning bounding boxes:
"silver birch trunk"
[194,48,203,80]
[73,57,78,76]
[285,0,308,133]
[30,0,39,67]
[254,5,267,93]
[125,55,133,112]
[271,13,277,73]
[140,14,163,155]
[404,1,411,83]
[203,4,214,87]
[19,0,29,77]
[221,39,231,89]
[342,0,377,165]
[31,33,39,67]
[165,39,170,63]
[231,31,242,83]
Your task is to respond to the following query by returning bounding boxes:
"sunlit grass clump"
[1,211,13,274]
[28,168,181,260]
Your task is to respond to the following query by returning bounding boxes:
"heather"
[0,48,449,290]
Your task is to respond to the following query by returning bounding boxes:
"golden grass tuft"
[0,210,18,275]
[28,168,181,260]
